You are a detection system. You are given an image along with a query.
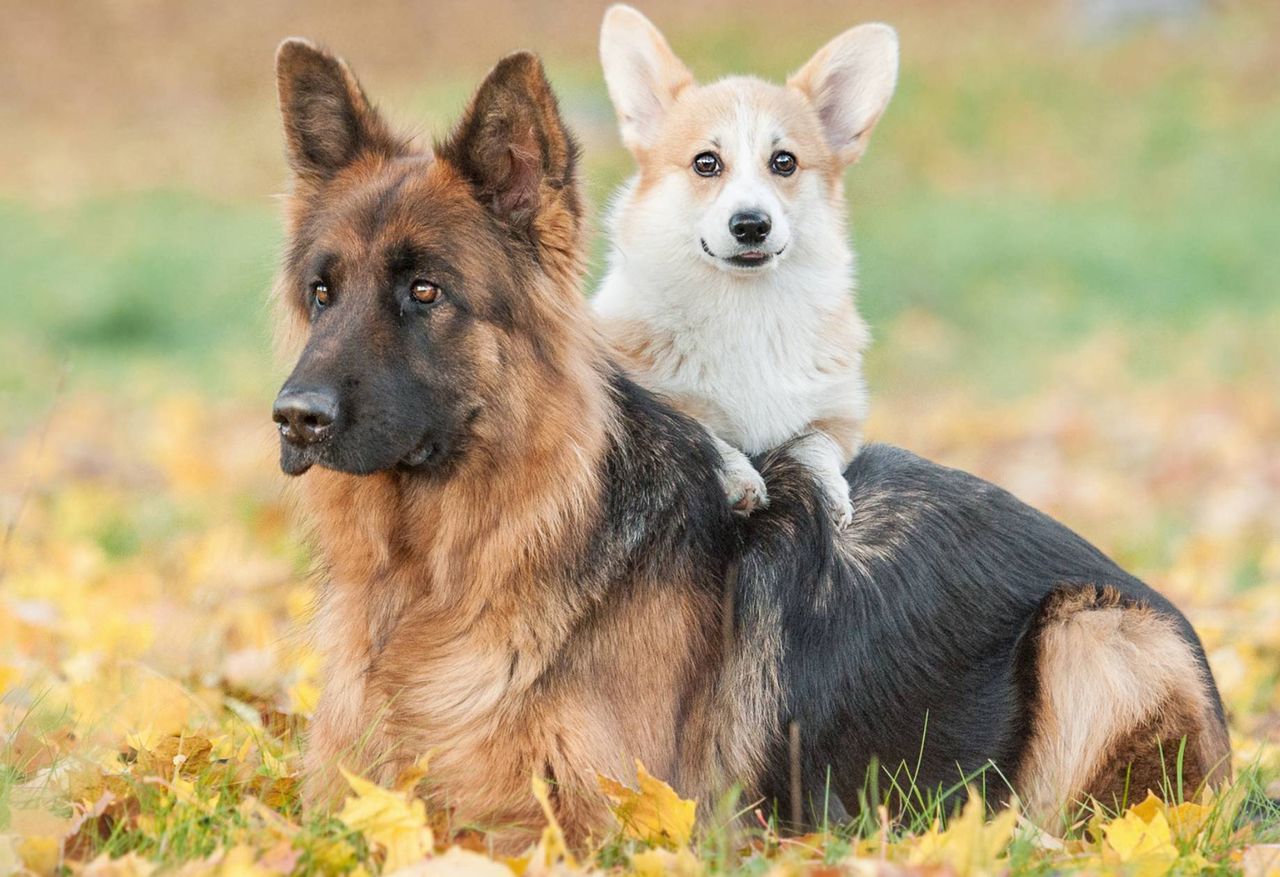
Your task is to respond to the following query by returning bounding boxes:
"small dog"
[592,5,898,526]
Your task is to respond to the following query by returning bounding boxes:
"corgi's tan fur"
[592,5,898,525]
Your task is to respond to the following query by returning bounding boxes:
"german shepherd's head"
[271,41,591,478]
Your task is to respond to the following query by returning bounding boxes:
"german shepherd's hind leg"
[1015,585,1231,827]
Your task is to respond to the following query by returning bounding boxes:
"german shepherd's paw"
[718,447,769,515]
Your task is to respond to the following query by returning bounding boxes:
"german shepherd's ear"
[437,52,580,239]
[788,24,899,165]
[276,38,402,182]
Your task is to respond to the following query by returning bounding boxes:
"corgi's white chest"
[662,319,829,452]
[595,273,852,454]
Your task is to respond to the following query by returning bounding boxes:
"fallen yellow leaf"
[9,805,75,875]
[386,846,517,877]
[285,679,319,717]
[78,851,159,876]
[18,834,61,875]
[71,663,197,751]
[1104,808,1179,877]
[1241,844,1280,877]
[598,761,697,848]
[905,792,1018,877]
[210,844,276,876]
[394,753,434,794]
[338,766,434,873]
[0,661,19,693]
[630,846,704,877]
[1129,790,1212,841]
[528,773,576,871]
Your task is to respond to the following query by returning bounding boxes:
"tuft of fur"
[592,6,898,527]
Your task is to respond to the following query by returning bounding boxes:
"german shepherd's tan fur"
[273,42,766,847]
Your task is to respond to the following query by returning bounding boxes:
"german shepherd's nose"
[729,210,772,245]
[273,388,338,445]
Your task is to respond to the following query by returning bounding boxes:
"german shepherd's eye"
[770,151,797,176]
[410,280,443,305]
[692,152,722,177]
[310,281,331,308]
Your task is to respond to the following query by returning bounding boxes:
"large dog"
[269,40,1230,848]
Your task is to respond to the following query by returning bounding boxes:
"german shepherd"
[270,40,1230,849]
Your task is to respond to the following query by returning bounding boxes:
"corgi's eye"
[310,281,331,308]
[692,152,722,177]
[770,151,797,176]
[410,280,443,305]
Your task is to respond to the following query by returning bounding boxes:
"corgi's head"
[600,5,897,281]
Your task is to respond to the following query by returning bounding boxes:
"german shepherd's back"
[268,40,1229,849]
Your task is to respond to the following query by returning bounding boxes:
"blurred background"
[1,0,1279,851]
[4,0,1278,406]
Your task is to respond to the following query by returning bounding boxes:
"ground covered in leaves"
[2,320,1279,876]
[3,2,1280,873]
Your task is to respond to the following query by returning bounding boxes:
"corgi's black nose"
[273,388,338,445]
[729,211,772,245]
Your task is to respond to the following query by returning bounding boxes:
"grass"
[4,5,1280,415]
[0,195,280,418]
[2,1,1279,873]
[5,142,1278,415]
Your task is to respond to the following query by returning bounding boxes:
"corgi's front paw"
[719,451,769,515]
[817,472,854,529]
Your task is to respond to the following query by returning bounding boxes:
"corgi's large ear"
[599,4,694,153]
[788,24,898,165]
[437,52,581,246]
[275,38,403,182]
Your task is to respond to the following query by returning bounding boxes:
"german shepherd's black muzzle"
[273,304,467,477]
[273,388,338,448]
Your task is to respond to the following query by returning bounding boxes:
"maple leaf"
[206,844,278,876]
[1104,808,1181,877]
[0,661,19,692]
[630,847,704,877]
[386,845,517,877]
[77,851,159,876]
[598,761,697,848]
[337,766,434,873]
[1129,790,1212,841]
[905,792,1018,877]
[394,754,434,795]
[1240,844,1280,877]
[135,733,214,778]
[7,803,77,874]
[527,773,576,872]
[70,663,199,752]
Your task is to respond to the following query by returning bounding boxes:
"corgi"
[592,5,898,526]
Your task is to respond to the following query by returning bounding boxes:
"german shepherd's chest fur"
[297,384,735,843]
